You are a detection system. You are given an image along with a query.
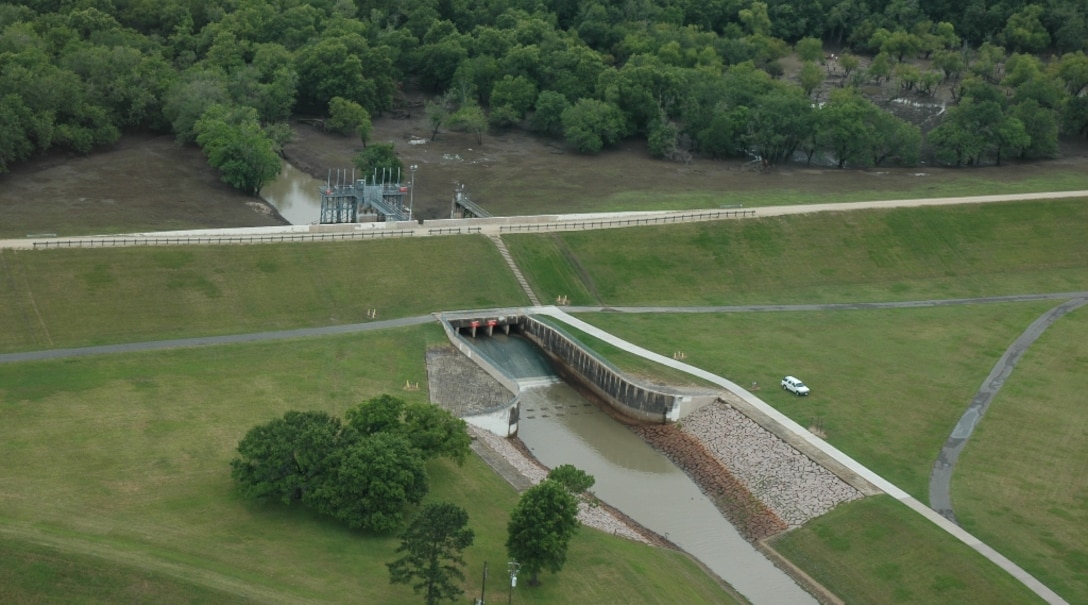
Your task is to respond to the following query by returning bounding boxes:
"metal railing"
[498,209,755,233]
[32,229,417,249]
[427,227,482,236]
[27,210,753,249]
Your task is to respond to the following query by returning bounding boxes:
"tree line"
[231,394,594,604]
[2,0,1087,191]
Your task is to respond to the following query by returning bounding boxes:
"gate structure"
[319,168,409,224]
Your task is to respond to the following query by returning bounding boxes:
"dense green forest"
[2,0,1087,193]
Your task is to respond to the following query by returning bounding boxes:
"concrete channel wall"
[436,314,521,437]
[518,316,717,423]
[438,310,718,429]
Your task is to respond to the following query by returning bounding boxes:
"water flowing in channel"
[260,161,326,225]
[465,333,816,605]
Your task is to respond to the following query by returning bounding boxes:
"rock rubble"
[426,347,513,416]
[429,346,862,546]
[679,401,864,528]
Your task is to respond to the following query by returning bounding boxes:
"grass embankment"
[507,199,1088,306]
[545,303,1070,604]
[602,169,1088,211]
[0,326,740,604]
[953,305,1088,604]
[769,496,1043,605]
[507,198,1087,603]
[571,305,1054,502]
[0,538,257,605]
[0,236,526,354]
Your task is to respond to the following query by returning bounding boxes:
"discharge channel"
[464,333,816,605]
[260,160,325,225]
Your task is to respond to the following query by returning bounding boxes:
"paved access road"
[928,295,1088,523]
[0,315,435,364]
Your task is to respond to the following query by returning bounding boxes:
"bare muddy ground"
[288,99,1088,221]
[3,99,1087,237]
[0,133,287,238]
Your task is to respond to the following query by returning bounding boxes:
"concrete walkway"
[0,315,434,364]
[4,189,1086,250]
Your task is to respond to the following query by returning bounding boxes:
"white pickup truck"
[781,376,810,396]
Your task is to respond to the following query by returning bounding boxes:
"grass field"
[571,304,1057,499]
[0,325,741,604]
[507,199,1088,306]
[0,537,256,605]
[4,189,1087,603]
[952,305,1088,604]
[599,169,1088,211]
[769,496,1043,605]
[0,236,527,353]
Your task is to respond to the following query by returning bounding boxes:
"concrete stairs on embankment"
[488,234,540,306]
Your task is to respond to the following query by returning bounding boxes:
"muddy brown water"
[464,333,816,605]
[259,161,326,225]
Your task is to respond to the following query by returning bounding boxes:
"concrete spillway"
[453,325,817,605]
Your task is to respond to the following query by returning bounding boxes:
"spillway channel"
[463,333,816,605]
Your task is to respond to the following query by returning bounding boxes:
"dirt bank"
[4,101,1087,238]
[631,423,790,542]
[285,96,1088,220]
[0,133,287,238]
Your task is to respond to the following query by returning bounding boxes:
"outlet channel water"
[464,333,816,605]
[260,161,325,225]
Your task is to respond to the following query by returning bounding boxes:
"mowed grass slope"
[507,199,1088,306]
[0,236,526,353]
[769,496,1043,605]
[567,303,1080,603]
[0,326,740,605]
[0,538,260,605]
[953,305,1088,604]
[598,169,1088,212]
[574,304,1055,499]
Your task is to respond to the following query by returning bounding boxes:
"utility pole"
[476,560,488,605]
[507,560,520,604]
[408,164,418,221]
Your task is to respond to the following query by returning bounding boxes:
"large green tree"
[529,90,569,137]
[560,98,627,154]
[401,403,472,465]
[447,102,487,144]
[488,74,537,127]
[0,94,38,173]
[315,432,428,533]
[746,86,814,165]
[353,143,405,181]
[194,104,282,195]
[387,503,475,605]
[506,479,580,586]
[230,410,344,505]
[327,96,372,138]
[546,465,595,494]
[346,395,471,463]
[164,68,229,143]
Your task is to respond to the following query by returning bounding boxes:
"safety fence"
[32,229,417,249]
[28,210,755,249]
[497,209,755,233]
[427,227,482,236]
